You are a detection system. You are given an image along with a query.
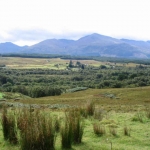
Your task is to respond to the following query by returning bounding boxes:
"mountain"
[0,42,22,53]
[1,33,150,58]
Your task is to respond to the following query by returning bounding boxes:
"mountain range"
[1,33,150,58]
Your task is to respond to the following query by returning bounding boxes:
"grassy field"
[0,87,150,149]
[0,57,149,149]
[7,86,149,112]
[0,57,138,69]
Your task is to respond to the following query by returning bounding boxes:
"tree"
[69,60,73,68]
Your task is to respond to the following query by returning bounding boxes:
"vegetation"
[0,57,150,149]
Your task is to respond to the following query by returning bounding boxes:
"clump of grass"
[145,108,150,119]
[132,112,145,123]
[1,106,9,140]
[86,100,95,116]
[93,123,106,136]
[1,106,18,144]
[71,110,84,144]
[17,109,56,150]
[109,127,117,136]
[124,126,131,136]
[54,116,61,132]
[61,109,84,148]
[79,107,88,118]
[61,121,73,149]
[94,109,105,121]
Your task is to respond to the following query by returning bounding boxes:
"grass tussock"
[93,123,106,136]
[1,106,18,144]
[86,100,95,116]
[17,109,56,150]
[61,109,84,148]
[61,121,73,149]
[132,112,145,123]
[109,127,117,136]
[94,109,105,121]
[78,107,88,118]
[145,108,150,119]
[54,116,61,133]
[123,126,131,136]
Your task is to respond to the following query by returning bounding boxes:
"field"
[0,57,150,150]
[1,87,150,150]
[0,57,137,69]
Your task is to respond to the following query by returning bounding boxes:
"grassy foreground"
[0,87,150,149]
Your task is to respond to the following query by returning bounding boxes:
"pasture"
[0,57,137,69]
[0,87,150,150]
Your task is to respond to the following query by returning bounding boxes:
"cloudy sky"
[0,0,150,46]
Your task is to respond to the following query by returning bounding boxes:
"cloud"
[0,28,91,46]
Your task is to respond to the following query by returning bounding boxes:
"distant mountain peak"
[0,33,150,58]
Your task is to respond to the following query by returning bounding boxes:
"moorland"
[0,56,150,150]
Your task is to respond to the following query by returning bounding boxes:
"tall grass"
[1,106,9,140]
[1,106,18,144]
[54,116,61,132]
[94,109,104,121]
[61,121,73,149]
[17,109,56,150]
[109,127,117,136]
[70,110,84,144]
[123,126,131,136]
[86,100,95,116]
[132,112,145,123]
[145,108,150,119]
[61,109,84,148]
[93,123,106,136]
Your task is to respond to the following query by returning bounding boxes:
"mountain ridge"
[0,33,150,58]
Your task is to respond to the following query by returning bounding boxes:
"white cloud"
[0,0,150,45]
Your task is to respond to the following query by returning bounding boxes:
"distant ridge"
[1,33,150,58]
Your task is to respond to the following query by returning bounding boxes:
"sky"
[0,0,150,46]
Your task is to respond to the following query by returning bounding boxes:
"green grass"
[14,87,150,113]
[0,108,150,150]
[1,85,150,149]
[0,93,3,99]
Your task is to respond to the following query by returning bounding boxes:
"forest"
[0,56,150,98]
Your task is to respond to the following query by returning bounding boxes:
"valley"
[0,57,150,150]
